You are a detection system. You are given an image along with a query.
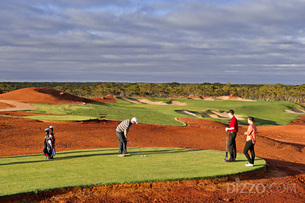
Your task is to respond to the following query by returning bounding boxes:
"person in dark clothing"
[116,117,138,157]
[225,109,238,162]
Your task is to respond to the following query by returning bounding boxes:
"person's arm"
[226,119,237,131]
[250,125,256,144]
[225,118,236,131]
[226,127,235,131]
[244,125,253,136]
[124,129,128,139]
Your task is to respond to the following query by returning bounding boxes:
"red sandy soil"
[0,87,96,105]
[0,88,304,202]
[0,102,16,109]
[91,94,116,103]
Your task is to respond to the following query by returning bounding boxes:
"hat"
[227,109,234,114]
[49,125,54,128]
[131,117,138,124]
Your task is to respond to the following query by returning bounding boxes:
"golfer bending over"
[243,116,257,167]
[225,109,238,162]
[116,117,138,157]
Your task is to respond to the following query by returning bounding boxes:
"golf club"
[223,131,228,161]
[127,139,146,157]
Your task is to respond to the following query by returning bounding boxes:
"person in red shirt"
[225,109,238,162]
[243,116,257,167]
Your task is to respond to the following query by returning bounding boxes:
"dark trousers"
[116,131,127,154]
[228,132,237,161]
[244,140,255,164]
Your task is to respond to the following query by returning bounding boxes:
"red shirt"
[229,116,238,132]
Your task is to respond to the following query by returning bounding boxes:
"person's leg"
[250,143,255,164]
[232,132,237,160]
[243,140,252,164]
[228,132,235,161]
[123,137,128,154]
[116,131,124,154]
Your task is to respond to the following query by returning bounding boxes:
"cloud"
[0,0,305,84]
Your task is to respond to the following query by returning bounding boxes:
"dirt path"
[0,114,304,202]
[0,100,37,112]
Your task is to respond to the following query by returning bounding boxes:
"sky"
[1,0,305,84]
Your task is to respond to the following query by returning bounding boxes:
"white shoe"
[245,163,254,167]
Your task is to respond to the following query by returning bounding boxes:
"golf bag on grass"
[43,126,56,159]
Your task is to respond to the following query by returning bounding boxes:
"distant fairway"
[27,98,305,126]
[0,148,266,197]
[25,115,96,121]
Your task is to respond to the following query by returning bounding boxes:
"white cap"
[131,117,138,124]
[49,125,54,128]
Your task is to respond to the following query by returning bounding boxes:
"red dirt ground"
[0,87,96,104]
[0,89,304,202]
[91,94,116,103]
[0,102,16,109]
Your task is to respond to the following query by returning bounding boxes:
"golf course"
[0,87,304,202]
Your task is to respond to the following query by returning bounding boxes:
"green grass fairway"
[0,148,266,197]
[27,98,305,126]
[25,115,96,121]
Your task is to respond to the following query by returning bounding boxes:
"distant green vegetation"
[0,148,266,197]
[1,82,305,103]
[27,98,305,126]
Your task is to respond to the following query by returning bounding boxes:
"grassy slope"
[27,98,304,126]
[0,148,265,197]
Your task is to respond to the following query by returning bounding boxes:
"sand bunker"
[216,96,254,101]
[284,109,305,114]
[188,95,254,101]
[0,101,16,109]
[119,97,186,106]
[176,109,244,120]
[0,100,38,112]
[139,99,186,106]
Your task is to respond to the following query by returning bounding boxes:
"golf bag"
[43,127,56,159]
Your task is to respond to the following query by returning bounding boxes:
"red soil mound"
[91,94,116,103]
[0,87,95,105]
[291,115,305,125]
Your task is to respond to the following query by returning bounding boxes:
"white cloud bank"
[0,0,305,84]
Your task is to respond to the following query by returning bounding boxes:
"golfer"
[225,109,238,162]
[116,117,138,157]
[243,116,257,167]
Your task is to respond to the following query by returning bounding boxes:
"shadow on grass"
[254,117,278,126]
[0,148,203,166]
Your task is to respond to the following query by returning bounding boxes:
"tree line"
[0,82,305,103]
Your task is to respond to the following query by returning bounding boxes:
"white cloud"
[0,0,305,84]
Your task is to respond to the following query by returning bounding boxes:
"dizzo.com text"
[227,179,297,194]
